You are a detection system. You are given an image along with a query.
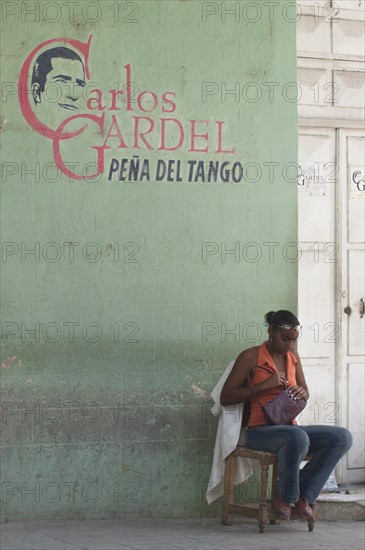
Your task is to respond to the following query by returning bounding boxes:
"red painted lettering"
[102,115,129,149]
[137,91,159,113]
[162,92,176,113]
[109,89,125,111]
[124,63,133,112]
[158,118,184,151]
[189,120,209,153]
[133,116,154,150]
[86,89,105,111]
[215,120,236,154]
[53,113,106,180]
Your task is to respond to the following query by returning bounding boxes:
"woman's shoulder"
[235,345,261,365]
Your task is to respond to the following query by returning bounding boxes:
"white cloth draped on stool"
[206,360,254,504]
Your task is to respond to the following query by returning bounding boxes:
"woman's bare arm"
[220,347,285,406]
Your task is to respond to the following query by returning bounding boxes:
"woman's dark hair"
[265,310,300,327]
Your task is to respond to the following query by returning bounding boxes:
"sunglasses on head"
[276,324,301,331]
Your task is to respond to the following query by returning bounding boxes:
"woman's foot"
[295,497,315,521]
[273,497,292,520]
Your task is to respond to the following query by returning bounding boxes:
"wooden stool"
[222,447,315,533]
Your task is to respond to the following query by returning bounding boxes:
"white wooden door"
[337,129,365,483]
[298,128,338,430]
[297,0,365,484]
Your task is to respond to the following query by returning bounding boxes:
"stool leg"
[269,461,280,525]
[307,503,316,532]
[258,463,269,533]
[222,454,236,526]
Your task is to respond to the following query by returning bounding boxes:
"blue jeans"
[245,424,353,503]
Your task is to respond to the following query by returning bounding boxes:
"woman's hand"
[288,385,308,400]
[264,372,288,389]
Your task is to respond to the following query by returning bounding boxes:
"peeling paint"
[1,355,22,369]
[191,384,209,399]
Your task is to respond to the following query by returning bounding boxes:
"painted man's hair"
[31,47,84,92]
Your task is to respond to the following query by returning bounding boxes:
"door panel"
[348,250,365,356]
[347,137,365,243]
[347,363,365,470]
[338,129,365,482]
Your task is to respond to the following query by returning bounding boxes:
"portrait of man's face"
[31,47,86,128]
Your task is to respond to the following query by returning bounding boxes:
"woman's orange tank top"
[247,342,298,427]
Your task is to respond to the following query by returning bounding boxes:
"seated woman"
[220,310,353,521]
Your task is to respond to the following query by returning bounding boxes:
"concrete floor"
[1,516,364,550]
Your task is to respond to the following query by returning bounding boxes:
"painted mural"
[19,36,245,183]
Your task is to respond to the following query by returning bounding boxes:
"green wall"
[1,0,298,520]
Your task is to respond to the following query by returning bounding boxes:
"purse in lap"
[249,365,307,425]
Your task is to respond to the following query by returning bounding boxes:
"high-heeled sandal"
[295,498,315,521]
[273,498,292,520]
